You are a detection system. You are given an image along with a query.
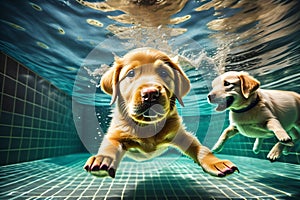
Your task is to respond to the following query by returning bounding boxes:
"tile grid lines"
[0,96,70,129]
[260,164,298,196]
[35,72,43,160]
[26,69,35,162]
[0,71,3,114]
[157,169,168,200]
[226,177,257,199]
[192,173,233,199]
[143,171,147,200]
[0,54,6,97]
[237,170,291,199]
[0,143,82,153]
[79,172,101,199]
[1,57,83,164]
[0,122,74,135]
[242,172,293,198]
[104,174,118,200]
[37,160,86,199]
[164,174,177,200]
[230,178,263,198]
[120,163,133,200]
[0,165,39,189]
[220,177,248,199]
[240,164,298,198]
[16,60,27,162]
[139,170,147,200]
[185,174,209,200]
[135,164,144,198]
[0,112,74,137]
[3,55,70,103]
[174,157,298,199]
[1,60,73,120]
[35,166,82,198]
[41,87,50,159]
[0,93,69,120]
[4,53,14,164]
[1,162,72,199]
[91,177,106,200]
[66,174,90,199]
[151,171,158,200]
[178,165,197,200]
[1,154,299,199]
[129,168,139,200]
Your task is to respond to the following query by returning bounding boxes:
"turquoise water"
[1,0,299,115]
[1,1,300,199]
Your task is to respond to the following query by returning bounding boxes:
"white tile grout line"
[36,167,84,198]
[120,163,134,200]
[8,165,73,199]
[64,174,92,199]
[91,176,106,200]
[0,158,83,198]
[103,175,117,200]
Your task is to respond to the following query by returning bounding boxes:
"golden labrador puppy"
[208,71,300,161]
[84,48,238,178]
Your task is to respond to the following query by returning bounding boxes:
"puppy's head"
[207,71,260,112]
[100,48,190,124]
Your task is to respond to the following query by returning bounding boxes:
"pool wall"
[0,52,85,165]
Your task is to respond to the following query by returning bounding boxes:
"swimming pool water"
[1,0,300,199]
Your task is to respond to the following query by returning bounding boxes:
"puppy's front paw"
[201,157,239,177]
[83,155,116,178]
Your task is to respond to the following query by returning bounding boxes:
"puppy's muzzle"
[131,84,168,123]
[207,93,216,103]
[139,86,164,117]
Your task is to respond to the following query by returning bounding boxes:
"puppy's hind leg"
[267,142,285,162]
[84,135,125,178]
[268,128,299,159]
[253,138,264,154]
[283,127,300,155]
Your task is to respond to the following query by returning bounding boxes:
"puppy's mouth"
[215,96,234,112]
[142,105,164,118]
[132,103,167,123]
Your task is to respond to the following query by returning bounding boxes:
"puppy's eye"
[127,70,135,78]
[158,69,168,78]
[224,81,231,86]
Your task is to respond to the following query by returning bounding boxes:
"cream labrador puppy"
[83,48,238,178]
[207,71,300,161]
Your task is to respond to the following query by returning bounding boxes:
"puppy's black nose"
[208,94,216,102]
[141,87,160,103]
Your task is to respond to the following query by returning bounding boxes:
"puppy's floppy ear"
[168,59,190,106]
[238,72,260,99]
[100,57,122,105]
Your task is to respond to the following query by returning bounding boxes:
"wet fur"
[83,48,238,178]
[208,71,300,161]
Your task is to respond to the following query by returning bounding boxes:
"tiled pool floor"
[0,153,299,199]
